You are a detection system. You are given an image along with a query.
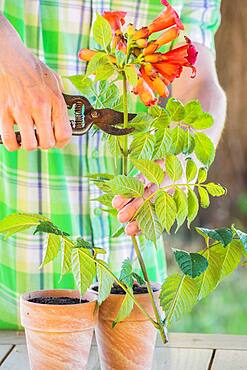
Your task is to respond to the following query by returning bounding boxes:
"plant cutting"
[0,1,246,369]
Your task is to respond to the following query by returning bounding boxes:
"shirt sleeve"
[179,0,222,53]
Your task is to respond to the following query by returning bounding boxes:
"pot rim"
[90,282,161,296]
[20,288,98,308]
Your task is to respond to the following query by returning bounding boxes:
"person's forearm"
[172,43,227,147]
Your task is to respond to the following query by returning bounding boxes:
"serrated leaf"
[198,186,210,208]
[165,154,183,182]
[149,105,171,129]
[92,180,113,193]
[195,246,223,300]
[136,201,162,243]
[174,250,208,278]
[174,188,188,232]
[187,189,199,227]
[190,112,214,130]
[97,260,114,304]
[130,113,153,132]
[66,76,94,96]
[205,183,226,197]
[132,272,145,286]
[95,59,115,81]
[183,130,195,155]
[152,128,172,160]
[41,234,61,267]
[160,274,198,326]
[93,194,114,208]
[155,192,177,233]
[170,127,186,155]
[34,221,69,236]
[235,229,247,251]
[195,227,233,247]
[0,214,43,236]
[119,258,133,287]
[71,248,96,296]
[194,132,215,167]
[86,52,106,75]
[93,14,112,50]
[131,159,164,186]
[61,239,72,277]
[186,159,197,182]
[75,237,92,249]
[113,288,134,327]
[184,100,202,124]
[124,65,138,86]
[129,133,155,160]
[198,168,208,183]
[108,175,144,198]
[218,240,242,280]
[166,98,185,121]
[100,83,120,108]
[86,173,114,181]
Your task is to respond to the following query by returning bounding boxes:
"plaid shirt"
[0,0,221,329]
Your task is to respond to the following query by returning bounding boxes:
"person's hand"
[0,16,72,151]
[112,160,187,236]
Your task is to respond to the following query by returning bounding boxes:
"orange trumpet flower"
[147,1,184,35]
[133,77,158,106]
[143,25,180,55]
[102,11,127,32]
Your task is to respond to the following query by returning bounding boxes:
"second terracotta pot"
[20,289,98,370]
[95,283,160,370]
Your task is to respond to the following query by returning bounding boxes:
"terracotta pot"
[20,289,98,370]
[95,283,161,370]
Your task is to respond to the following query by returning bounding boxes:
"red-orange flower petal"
[133,77,157,106]
[132,27,149,41]
[143,25,180,55]
[153,62,183,82]
[148,2,184,35]
[78,48,97,61]
[103,11,127,32]
[140,66,169,98]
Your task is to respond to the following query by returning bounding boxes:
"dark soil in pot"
[92,282,159,295]
[28,297,89,305]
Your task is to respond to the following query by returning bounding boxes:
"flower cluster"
[78,0,198,106]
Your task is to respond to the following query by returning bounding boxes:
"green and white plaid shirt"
[0,0,221,329]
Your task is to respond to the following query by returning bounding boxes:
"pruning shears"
[0,93,136,145]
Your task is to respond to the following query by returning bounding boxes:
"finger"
[112,195,130,210]
[51,93,72,148]
[32,101,55,149]
[15,112,38,151]
[125,221,140,236]
[0,111,20,151]
[118,197,144,223]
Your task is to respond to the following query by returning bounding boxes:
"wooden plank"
[157,333,247,350]
[1,331,247,350]
[212,350,247,370]
[153,348,212,370]
[1,345,29,370]
[0,332,25,345]
[87,346,213,370]
[0,345,13,364]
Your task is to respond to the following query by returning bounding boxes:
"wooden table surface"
[0,331,246,369]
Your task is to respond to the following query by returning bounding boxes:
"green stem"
[132,237,168,344]
[121,72,167,344]
[122,72,129,176]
